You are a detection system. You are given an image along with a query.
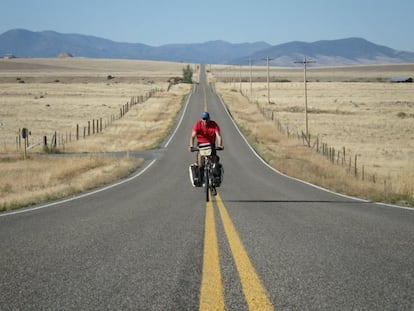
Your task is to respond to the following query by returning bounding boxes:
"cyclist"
[188,111,224,186]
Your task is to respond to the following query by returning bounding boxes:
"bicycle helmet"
[201,111,210,120]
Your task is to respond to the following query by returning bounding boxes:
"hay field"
[0,58,192,210]
[0,58,193,152]
[213,64,414,205]
[210,63,414,82]
[0,57,189,80]
[1,58,413,209]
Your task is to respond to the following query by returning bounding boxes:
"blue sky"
[1,0,413,51]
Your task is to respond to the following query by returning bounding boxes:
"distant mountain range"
[1,29,414,66]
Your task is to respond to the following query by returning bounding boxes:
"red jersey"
[192,119,220,144]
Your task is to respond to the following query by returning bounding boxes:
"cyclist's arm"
[216,130,223,149]
[188,130,196,151]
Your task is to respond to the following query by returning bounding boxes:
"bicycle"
[190,143,223,202]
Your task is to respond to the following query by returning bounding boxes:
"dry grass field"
[0,58,413,210]
[0,58,193,152]
[0,58,192,210]
[211,64,414,206]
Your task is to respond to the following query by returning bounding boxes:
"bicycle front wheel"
[205,165,209,202]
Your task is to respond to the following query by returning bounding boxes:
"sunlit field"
[0,58,413,210]
[0,58,193,152]
[212,63,414,206]
[0,58,192,210]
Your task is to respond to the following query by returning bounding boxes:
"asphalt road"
[1,66,413,310]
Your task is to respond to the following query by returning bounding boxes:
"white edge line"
[217,93,413,211]
[1,86,197,218]
[1,159,157,217]
[163,85,194,148]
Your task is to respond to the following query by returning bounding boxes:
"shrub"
[182,65,193,83]
[397,112,407,118]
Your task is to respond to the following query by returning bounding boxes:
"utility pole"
[247,59,253,98]
[239,64,242,92]
[233,64,237,88]
[294,56,316,143]
[262,56,274,103]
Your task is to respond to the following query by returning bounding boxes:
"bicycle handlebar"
[190,146,223,152]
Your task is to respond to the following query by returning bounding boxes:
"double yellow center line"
[203,84,208,111]
[199,193,274,310]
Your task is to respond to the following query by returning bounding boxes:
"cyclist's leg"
[211,145,223,186]
[196,150,204,186]
[197,151,201,166]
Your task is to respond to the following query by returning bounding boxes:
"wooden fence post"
[316,137,319,153]
[362,165,365,181]
[53,131,57,148]
[354,155,358,177]
[18,128,21,150]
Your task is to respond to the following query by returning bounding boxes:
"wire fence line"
[9,88,162,153]
[239,90,384,187]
